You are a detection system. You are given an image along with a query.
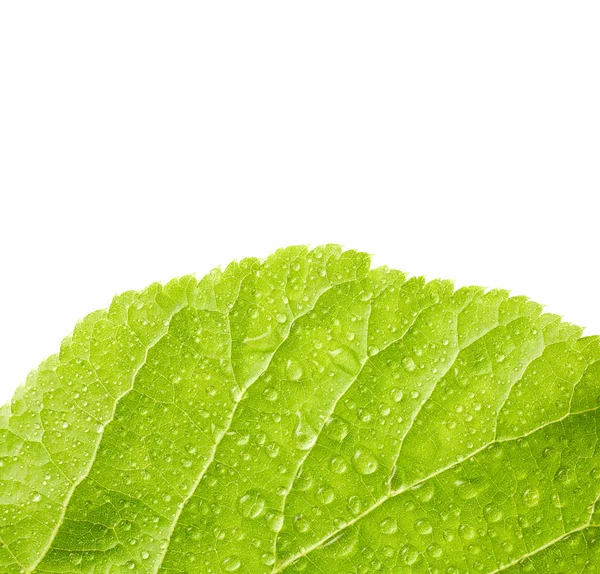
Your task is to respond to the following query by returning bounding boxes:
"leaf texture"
[1,245,600,573]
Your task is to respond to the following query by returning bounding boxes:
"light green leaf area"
[2,245,600,574]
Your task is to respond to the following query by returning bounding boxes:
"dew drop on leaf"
[379,517,398,534]
[325,417,349,442]
[401,543,419,565]
[522,488,540,507]
[294,412,318,451]
[237,490,265,519]
[222,555,241,571]
[263,387,278,401]
[266,511,284,532]
[351,448,379,475]
[402,356,416,372]
[347,495,363,516]
[286,360,303,381]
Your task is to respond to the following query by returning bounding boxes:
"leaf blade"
[1,245,599,574]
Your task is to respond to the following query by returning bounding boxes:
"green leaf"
[2,245,600,573]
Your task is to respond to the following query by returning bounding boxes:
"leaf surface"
[2,245,600,573]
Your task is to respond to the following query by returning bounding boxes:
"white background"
[1,3,599,405]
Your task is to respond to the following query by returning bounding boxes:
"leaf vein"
[27,298,188,572]
[272,278,441,565]
[156,267,360,571]
[273,380,600,571]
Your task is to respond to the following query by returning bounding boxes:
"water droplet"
[294,412,318,451]
[378,403,391,416]
[141,551,149,560]
[542,446,554,458]
[32,493,42,503]
[554,466,572,484]
[263,387,278,401]
[352,448,378,475]
[294,515,310,533]
[347,495,362,515]
[551,493,563,509]
[325,417,349,442]
[522,488,540,507]
[276,313,288,324]
[358,408,372,423]
[238,490,266,519]
[296,469,313,491]
[330,528,359,558]
[318,486,335,504]
[402,357,416,372]
[415,518,433,535]
[483,503,503,523]
[456,477,489,501]
[412,481,435,503]
[401,544,419,565]
[222,555,241,571]
[330,457,348,474]
[459,524,476,541]
[267,511,284,532]
[390,388,403,402]
[286,360,303,381]
[380,518,398,534]
[329,346,361,374]
[265,442,280,458]
[360,290,374,301]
